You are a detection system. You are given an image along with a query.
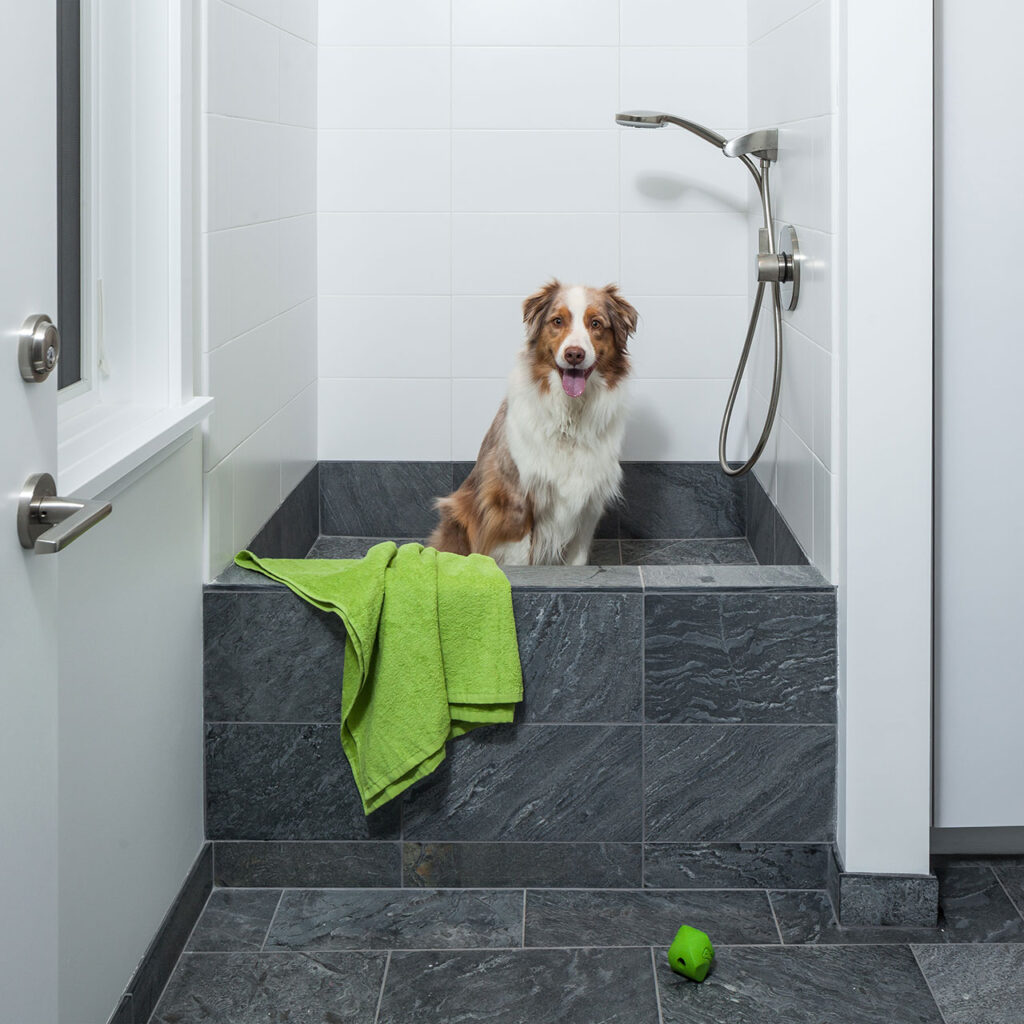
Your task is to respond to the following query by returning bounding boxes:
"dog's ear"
[522,279,561,344]
[602,284,639,347]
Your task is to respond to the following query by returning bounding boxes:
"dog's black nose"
[564,347,585,366]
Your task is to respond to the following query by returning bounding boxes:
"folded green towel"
[234,542,523,815]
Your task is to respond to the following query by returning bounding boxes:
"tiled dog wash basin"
[204,462,836,890]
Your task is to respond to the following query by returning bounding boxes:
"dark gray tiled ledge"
[208,561,832,595]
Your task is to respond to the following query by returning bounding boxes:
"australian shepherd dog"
[429,280,638,566]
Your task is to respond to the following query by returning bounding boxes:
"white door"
[0,2,61,1018]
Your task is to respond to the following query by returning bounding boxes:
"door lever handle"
[17,473,112,553]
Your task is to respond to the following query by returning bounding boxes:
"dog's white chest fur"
[498,351,626,565]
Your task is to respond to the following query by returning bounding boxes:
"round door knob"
[19,313,61,383]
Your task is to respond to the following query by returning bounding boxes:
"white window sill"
[59,396,214,500]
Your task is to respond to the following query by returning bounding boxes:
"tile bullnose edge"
[641,564,834,592]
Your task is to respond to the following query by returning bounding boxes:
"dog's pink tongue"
[561,368,587,398]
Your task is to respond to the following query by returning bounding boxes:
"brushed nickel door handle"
[17,473,112,553]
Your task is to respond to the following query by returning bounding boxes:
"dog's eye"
[552,317,563,327]
[591,319,602,329]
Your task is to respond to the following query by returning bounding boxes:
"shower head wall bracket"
[724,128,779,163]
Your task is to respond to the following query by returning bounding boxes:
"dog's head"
[522,280,638,398]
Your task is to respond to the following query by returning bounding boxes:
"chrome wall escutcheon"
[18,313,61,382]
[17,473,112,553]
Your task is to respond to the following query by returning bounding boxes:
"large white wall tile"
[622,380,743,461]
[748,0,820,44]
[206,220,280,349]
[452,0,617,45]
[620,47,747,130]
[775,420,813,555]
[319,131,451,212]
[629,295,753,379]
[453,48,618,130]
[278,382,318,495]
[207,0,279,121]
[452,379,509,459]
[452,214,619,295]
[782,224,831,351]
[279,32,317,128]
[748,2,832,125]
[278,125,317,218]
[621,213,748,296]
[318,379,452,459]
[319,213,451,294]
[452,296,529,377]
[774,115,833,232]
[623,0,746,46]
[621,126,749,214]
[232,419,283,550]
[279,214,317,309]
[319,47,450,129]
[276,298,318,404]
[780,323,814,449]
[278,0,316,42]
[812,458,832,578]
[206,115,279,231]
[319,0,450,46]
[319,295,452,377]
[453,131,619,213]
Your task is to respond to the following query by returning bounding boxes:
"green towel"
[234,542,523,815]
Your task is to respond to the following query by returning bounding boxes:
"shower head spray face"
[614,110,668,128]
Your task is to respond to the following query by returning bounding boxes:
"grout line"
[373,950,392,1024]
[521,890,527,948]
[260,890,287,952]
[767,889,786,945]
[909,945,952,1024]
[650,946,666,1024]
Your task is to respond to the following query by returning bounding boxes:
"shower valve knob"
[756,252,792,284]
[755,225,801,311]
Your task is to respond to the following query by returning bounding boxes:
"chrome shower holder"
[758,224,801,311]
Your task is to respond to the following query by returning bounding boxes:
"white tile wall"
[746,0,837,577]
[318,0,756,465]
[202,0,318,578]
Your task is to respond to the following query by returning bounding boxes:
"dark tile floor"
[150,856,1024,1023]
[306,534,760,566]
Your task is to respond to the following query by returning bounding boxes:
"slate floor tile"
[656,946,944,1024]
[185,889,282,952]
[933,863,1024,943]
[913,944,1024,1024]
[150,951,386,1024]
[265,889,524,951]
[524,889,779,947]
[377,947,660,1024]
[768,890,944,945]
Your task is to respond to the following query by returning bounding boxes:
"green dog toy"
[667,925,715,982]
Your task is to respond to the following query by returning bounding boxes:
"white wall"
[933,1,1024,829]
[202,0,319,577]
[57,435,205,1022]
[316,0,752,463]
[746,0,837,577]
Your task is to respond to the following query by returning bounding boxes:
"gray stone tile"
[524,889,779,947]
[502,565,643,591]
[452,462,475,489]
[745,474,775,566]
[587,538,621,564]
[214,841,401,889]
[838,872,938,927]
[774,511,809,565]
[129,843,212,1024]
[320,461,451,536]
[204,591,346,723]
[934,862,1024,942]
[248,465,319,559]
[403,843,641,889]
[990,863,1024,916]
[769,890,944,945]
[185,889,281,952]
[643,843,829,890]
[151,951,386,1024]
[621,538,758,566]
[209,563,281,588]
[618,463,745,539]
[265,889,523,951]
[640,564,831,591]
[307,535,421,558]
[513,592,642,723]
[378,948,659,1023]
[913,945,1024,1024]
[205,724,400,841]
[403,724,642,842]
[656,946,944,1024]
[644,725,836,842]
[644,592,836,724]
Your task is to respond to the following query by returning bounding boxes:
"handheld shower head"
[615,110,727,150]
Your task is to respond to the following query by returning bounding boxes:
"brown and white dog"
[429,280,638,565]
